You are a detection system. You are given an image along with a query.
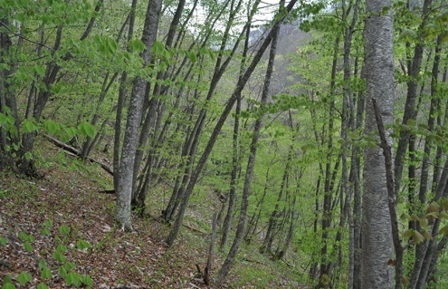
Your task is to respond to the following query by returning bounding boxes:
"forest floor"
[0,139,307,288]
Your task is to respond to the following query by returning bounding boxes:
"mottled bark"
[115,0,162,231]
[361,0,395,288]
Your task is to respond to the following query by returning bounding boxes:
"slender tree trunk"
[220,93,241,250]
[0,17,17,171]
[318,34,340,288]
[261,145,293,254]
[411,36,444,289]
[216,2,283,282]
[350,61,364,289]
[115,0,162,231]
[166,0,299,246]
[394,0,432,195]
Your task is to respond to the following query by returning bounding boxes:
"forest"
[1,0,448,288]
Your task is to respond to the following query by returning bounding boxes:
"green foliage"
[37,283,49,289]
[128,38,146,53]
[78,122,96,138]
[16,272,32,286]
[5,220,95,288]
[0,111,17,136]
[41,266,53,280]
[58,225,71,236]
[76,239,92,251]
[2,276,16,289]
[40,219,53,236]
[18,232,34,252]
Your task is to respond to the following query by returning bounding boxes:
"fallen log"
[44,134,114,176]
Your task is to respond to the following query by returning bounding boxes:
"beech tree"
[115,0,162,231]
[361,0,395,288]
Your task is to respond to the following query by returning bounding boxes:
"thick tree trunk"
[361,0,395,288]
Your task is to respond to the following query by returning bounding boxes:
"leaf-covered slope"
[0,143,307,288]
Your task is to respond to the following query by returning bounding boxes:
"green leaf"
[58,266,67,278]
[24,241,33,252]
[37,283,49,289]
[81,275,93,286]
[34,65,46,77]
[17,272,32,286]
[18,232,32,242]
[66,272,81,287]
[58,225,70,236]
[38,259,47,269]
[0,236,7,246]
[399,29,417,42]
[403,229,414,240]
[53,251,66,263]
[43,119,61,135]
[151,40,166,55]
[413,230,425,244]
[64,262,75,272]
[21,118,40,133]
[186,51,197,63]
[76,239,91,250]
[56,243,67,252]
[440,224,448,236]
[62,127,77,142]
[2,283,16,289]
[78,122,95,138]
[41,228,51,236]
[106,37,118,54]
[41,267,52,280]
[24,151,33,161]
[128,38,145,53]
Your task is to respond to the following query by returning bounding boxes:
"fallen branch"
[44,134,114,176]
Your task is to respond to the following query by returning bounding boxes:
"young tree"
[217,1,283,282]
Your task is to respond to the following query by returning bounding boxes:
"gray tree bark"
[361,0,395,288]
[115,0,162,231]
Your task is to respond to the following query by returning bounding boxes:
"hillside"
[0,138,307,288]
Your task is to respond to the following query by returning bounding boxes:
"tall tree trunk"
[115,0,162,231]
[393,0,432,195]
[0,17,17,171]
[361,0,395,288]
[350,60,364,289]
[410,36,444,289]
[131,0,188,211]
[220,92,241,250]
[318,34,340,288]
